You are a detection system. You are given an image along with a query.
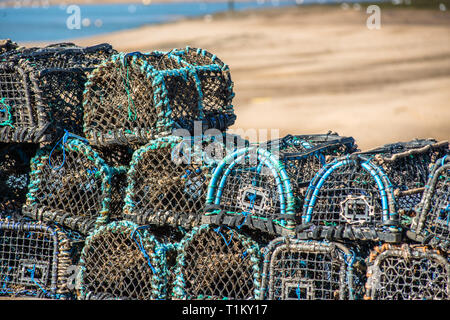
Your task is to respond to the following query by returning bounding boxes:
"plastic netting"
[0,43,116,143]
[364,244,449,300]
[260,237,366,300]
[203,147,297,236]
[299,154,401,242]
[78,221,168,300]
[172,224,262,300]
[362,139,448,213]
[82,47,235,146]
[0,219,72,299]
[23,135,113,235]
[123,135,227,229]
[407,155,450,250]
[0,143,38,220]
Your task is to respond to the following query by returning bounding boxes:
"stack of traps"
[203,133,357,236]
[0,43,116,143]
[82,47,236,146]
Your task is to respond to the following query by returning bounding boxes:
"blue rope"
[48,130,88,170]
[28,264,48,296]
[213,226,234,246]
[0,97,14,128]
[130,226,157,274]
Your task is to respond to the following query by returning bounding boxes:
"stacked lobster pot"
[79,46,261,300]
[0,42,117,299]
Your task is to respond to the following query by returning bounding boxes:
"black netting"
[365,244,449,300]
[0,43,116,143]
[172,224,261,300]
[83,47,235,146]
[0,143,38,220]
[79,221,167,300]
[0,219,72,299]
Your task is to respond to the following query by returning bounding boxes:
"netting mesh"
[0,143,38,220]
[0,219,72,299]
[0,43,116,143]
[124,135,226,229]
[365,244,449,300]
[300,155,400,242]
[260,237,366,300]
[172,224,261,299]
[363,139,448,213]
[79,221,168,300]
[409,155,450,250]
[204,147,296,236]
[83,47,235,146]
[23,136,113,234]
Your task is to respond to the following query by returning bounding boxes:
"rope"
[0,97,14,128]
[213,226,234,247]
[48,130,88,170]
[130,226,157,274]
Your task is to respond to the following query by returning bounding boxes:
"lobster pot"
[300,155,401,242]
[0,143,38,220]
[172,224,262,300]
[260,237,366,300]
[365,244,449,300]
[363,139,448,213]
[0,219,73,299]
[82,47,236,147]
[203,147,296,236]
[78,221,168,300]
[23,137,113,235]
[0,43,116,143]
[407,155,450,250]
[123,135,226,229]
[262,133,356,206]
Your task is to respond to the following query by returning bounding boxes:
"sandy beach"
[28,5,450,149]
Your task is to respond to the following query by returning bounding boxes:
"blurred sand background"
[28,4,450,150]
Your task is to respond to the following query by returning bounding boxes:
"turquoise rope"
[0,97,14,128]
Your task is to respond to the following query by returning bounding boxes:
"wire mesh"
[0,219,73,299]
[203,147,297,236]
[0,143,38,220]
[23,136,113,235]
[0,43,116,143]
[408,155,450,250]
[172,224,262,300]
[364,244,449,300]
[82,47,235,147]
[362,139,448,214]
[78,220,168,300]
[260,237,367,300]
[300,154,401,242]
[123,135,227,229]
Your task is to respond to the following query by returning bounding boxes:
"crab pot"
[172,224,262,300]
[203,146,297,236]
[0,143,38,220]
[78,221,168,300]
[361,139,448,213]
[0,39,19,55]
[262,133,357,207]
[123,135,228,229]
[23,136,113,235]
[299,154,401,242]
[407,155,450,250]
[0,219,73,299]
[260,237,366,300]
[0,43,116,143]
[364,244,449,300]
[82,47,235,147]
